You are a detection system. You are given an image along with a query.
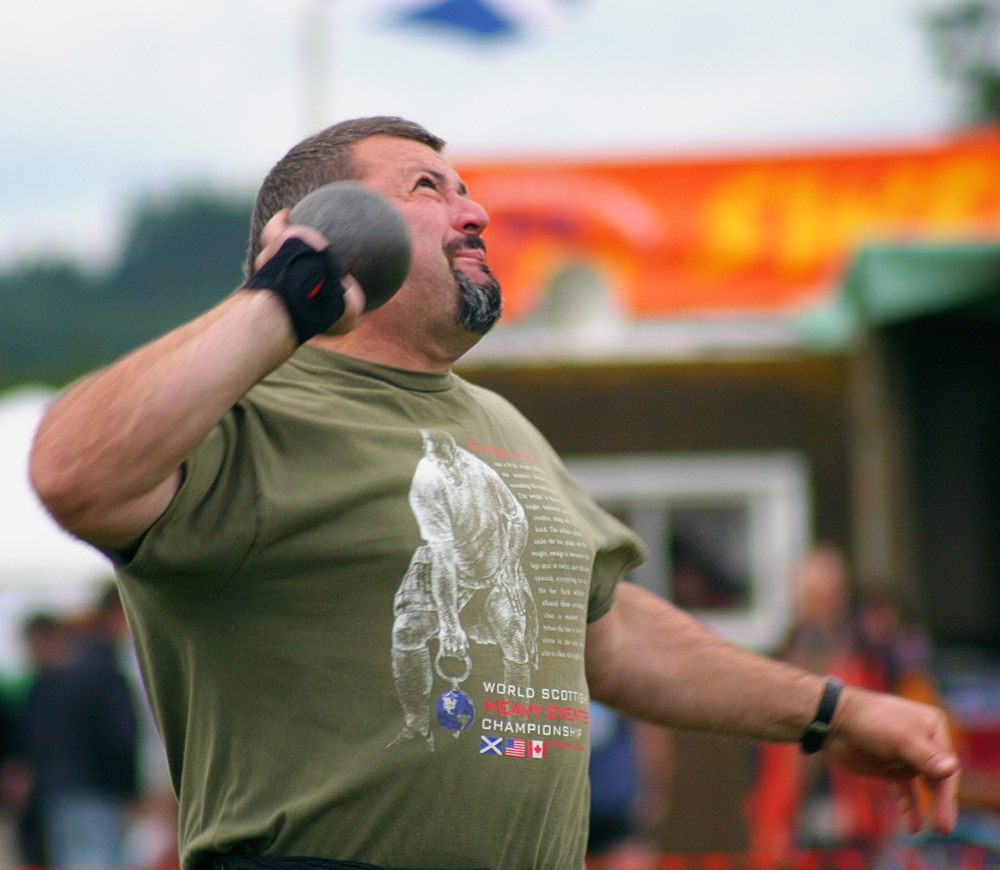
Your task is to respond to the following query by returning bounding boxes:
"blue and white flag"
[374,0,582,42]
[480,735,503,755]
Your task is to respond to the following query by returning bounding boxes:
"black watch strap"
[801,677,844,754]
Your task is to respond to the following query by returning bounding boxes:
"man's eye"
[416,177,437,189]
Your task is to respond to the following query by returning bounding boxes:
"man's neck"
[308,318,481,374]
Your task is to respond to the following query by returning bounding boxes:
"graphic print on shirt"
[389,430,539,751]
[472,441,595,756]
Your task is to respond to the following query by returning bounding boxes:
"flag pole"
[301,0,333,134]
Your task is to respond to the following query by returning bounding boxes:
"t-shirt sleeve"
[114,404,260,598]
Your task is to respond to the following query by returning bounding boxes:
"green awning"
[844,242,1000,324]
[796,242,1000,350]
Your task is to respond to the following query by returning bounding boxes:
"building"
[455,130,1000,851]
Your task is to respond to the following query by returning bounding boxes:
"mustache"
[444,234,486,258]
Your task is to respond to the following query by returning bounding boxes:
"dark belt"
[211,851,490,870]
[213,855,382,870]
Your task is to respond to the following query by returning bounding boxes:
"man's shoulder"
[241,351,368,416]
[459,375,553,437]
[452,373,522,414]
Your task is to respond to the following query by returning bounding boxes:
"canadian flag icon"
[529,740,546,759]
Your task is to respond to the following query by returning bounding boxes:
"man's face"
[351,135,502,334]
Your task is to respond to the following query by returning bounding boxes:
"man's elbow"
[31,439,177,551]
[29,440,100,536]
[29,426,125,544]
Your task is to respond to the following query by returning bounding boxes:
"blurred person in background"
[0,685,17,866]
[748,546,897,861]
[586,700,671,870]
[18,586,139,870]
[1,612,75,868]
[781,545,855,680]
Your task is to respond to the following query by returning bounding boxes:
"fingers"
[249,214,367,342]
[258,208,291,257]
[889,769,960,836]
[888,781,922,834]
[255,209,330,273]
[930,766,960,835]
[892,706,959,835]
[885,764,959,838]
[904,708,960,834]
[322,275,366,336]
[914,732,960,834]
[439,631,469,659]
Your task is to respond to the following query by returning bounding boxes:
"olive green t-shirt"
[116,346,646,870]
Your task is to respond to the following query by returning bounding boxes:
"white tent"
[0,389,176,862]
[0,387,114,673]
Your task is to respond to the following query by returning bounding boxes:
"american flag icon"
[505,738,526,757]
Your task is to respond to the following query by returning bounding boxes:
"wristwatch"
[801,677,844,754]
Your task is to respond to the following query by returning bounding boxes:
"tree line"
[1,192,254,390]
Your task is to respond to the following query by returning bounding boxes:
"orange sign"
[457,129,1000,320]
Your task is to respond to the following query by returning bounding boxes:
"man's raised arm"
[30,216,362,552]
[585,581,960,835]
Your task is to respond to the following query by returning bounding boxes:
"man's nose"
[453,196,489,234]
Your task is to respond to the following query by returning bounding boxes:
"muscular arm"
[31,291,296,550]
[30,216,362,551]
[586,581,960,834]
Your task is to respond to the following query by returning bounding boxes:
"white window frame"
[564,452,811,653]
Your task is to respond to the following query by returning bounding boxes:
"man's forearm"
[30,289,297,550]
[585,581,824,742]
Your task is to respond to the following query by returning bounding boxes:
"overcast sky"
[1,0,957,268]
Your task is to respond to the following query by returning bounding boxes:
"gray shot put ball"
[289,182,411,311]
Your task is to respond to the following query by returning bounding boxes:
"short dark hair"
[246,116,446,276]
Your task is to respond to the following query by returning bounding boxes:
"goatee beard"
[455,268,502,334]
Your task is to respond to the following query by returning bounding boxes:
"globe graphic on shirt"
[436,689,475,733]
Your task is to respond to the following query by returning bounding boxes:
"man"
[30,116,959,870]
[18,588,139,870]
[3,612,74,867]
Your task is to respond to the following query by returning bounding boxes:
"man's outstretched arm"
[30,215,363,551]
[585,581,960,834]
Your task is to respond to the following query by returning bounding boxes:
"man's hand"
[437,624,470,661]
[825,685,960,834]
[254,210,366,337]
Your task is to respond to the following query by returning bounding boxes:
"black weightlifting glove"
[243,237,348,344]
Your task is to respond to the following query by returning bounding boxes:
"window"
[565,452,811,652]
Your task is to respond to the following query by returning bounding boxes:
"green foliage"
[116,192,252,300]
[0,190,254,389]
[926,0,1000,123]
